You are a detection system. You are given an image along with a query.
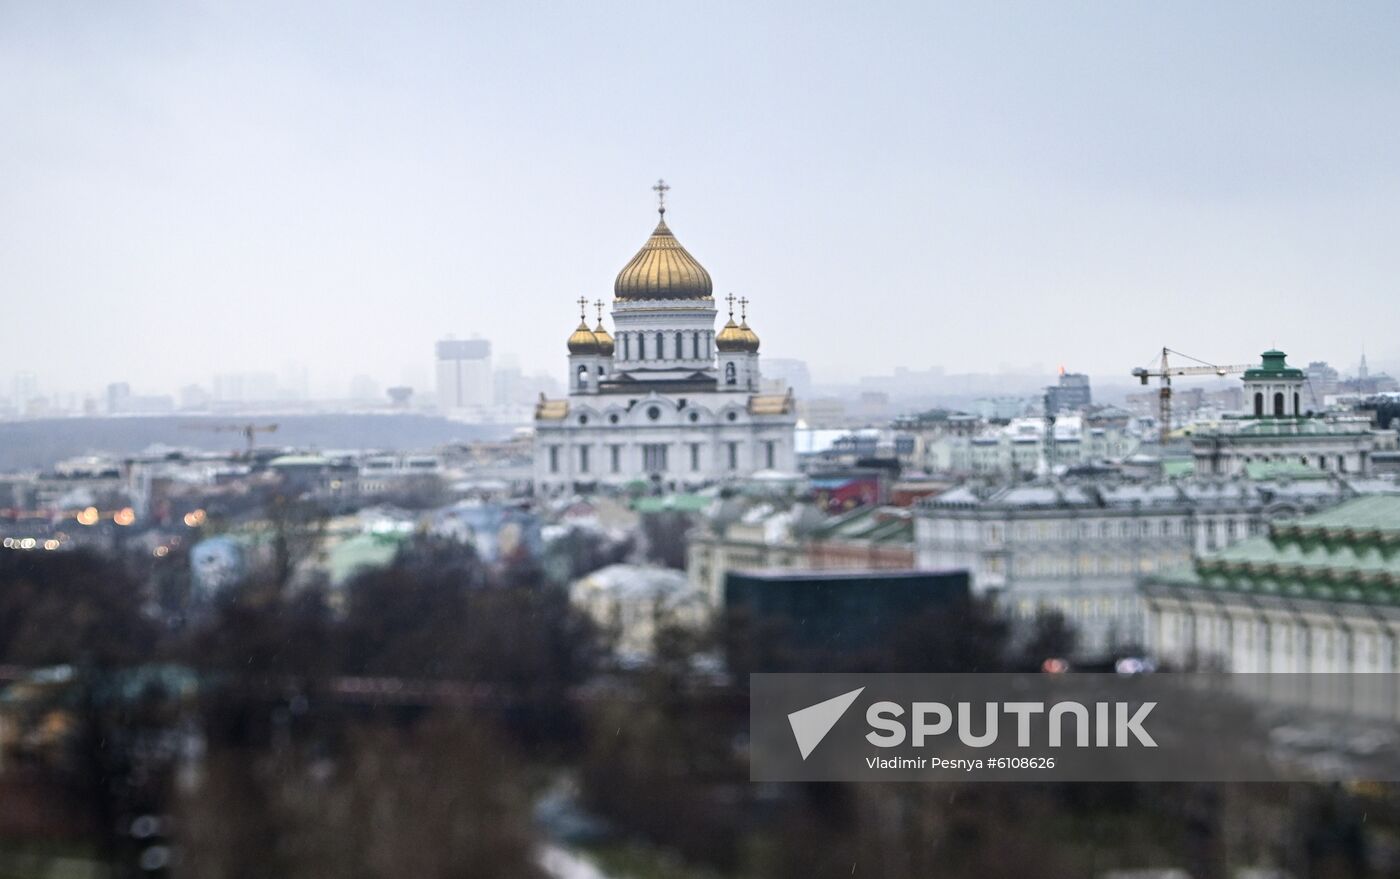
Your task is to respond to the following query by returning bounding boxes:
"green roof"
[1162,459,1195,478]
[631,493,711,514]
[1243,349,1304,380]
[1243,460,1329,481]
[1146,495,1400,604]
[327,532,407,585]
[1299,494,1400,533]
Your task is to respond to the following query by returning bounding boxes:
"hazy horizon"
[5,1,1399,400]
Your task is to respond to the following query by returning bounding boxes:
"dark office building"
[723,569,970,672]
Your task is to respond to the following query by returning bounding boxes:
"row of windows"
[547,441,778,474]
[620,330,712,361]
[1160,612,1400,673]
[1005,552,1186,578]
[982,519,1192,543]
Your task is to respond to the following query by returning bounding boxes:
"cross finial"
[652,178,670,216]
[576,296,588,321]
[739,296,749,322]
[724,292,736,318]
[594,298,604,324]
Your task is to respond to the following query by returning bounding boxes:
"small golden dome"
[716,317,748,352]
[567,320,600,354]
[737,320,760,353]
[614,216,713,301]
[593,322,615,356]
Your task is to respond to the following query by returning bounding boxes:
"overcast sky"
[4,1,1399,397]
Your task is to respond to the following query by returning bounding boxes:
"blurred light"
[2,538,12,548]
[182,508,207,527]
[113,507,136,526]
[76,506,100,526]
[19,538,37,550]
[138,845,170,871]
[1041,657,1071,674]
[1115,657,1155,675]
[42,539,60,551]
[153,545,169,558]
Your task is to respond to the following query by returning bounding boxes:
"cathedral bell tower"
[715,294,761,391]
[565,297,611,394]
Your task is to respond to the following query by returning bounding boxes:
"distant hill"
[0,414,520,471]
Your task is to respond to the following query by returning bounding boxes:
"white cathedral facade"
[533,185,797,494]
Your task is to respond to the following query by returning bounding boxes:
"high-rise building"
[435,339,492,412]
[761,358,812,398]
[1045,370,1092,414]
[106,382,131,414]
[1304,361,1339,406]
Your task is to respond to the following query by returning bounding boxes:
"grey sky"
[4,1,1399,397]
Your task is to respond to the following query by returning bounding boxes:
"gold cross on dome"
[739,296,750,322]
[724,292,737,318]
[576,296,588,321]
[652,178,670,215]
[594,299,604,323]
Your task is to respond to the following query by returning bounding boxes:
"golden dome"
[737,320,760,353]
[593,322,615,356]
[567,320,600,354]
[716,317,748,352]
[614,216,713,301]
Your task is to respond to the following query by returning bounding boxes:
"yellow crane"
[1132,349,1252,445]
[182,422,280,457]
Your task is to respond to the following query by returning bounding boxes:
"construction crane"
[182,422,279,457]
[1132,349,1253,445]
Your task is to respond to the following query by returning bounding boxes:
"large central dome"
[613,216,713,301]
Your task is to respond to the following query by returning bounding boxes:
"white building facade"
[533,190,796,494]
[914,479,1366,657]
[1190,349,1397,477]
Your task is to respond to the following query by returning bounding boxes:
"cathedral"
[533,183,797,494]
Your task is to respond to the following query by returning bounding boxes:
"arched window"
[1253,393,1263,417]
[1273,392,1284,417]
[724,362,737,385]
[675,332,684,359]
[692,332,699,359]
[638,334,646,359]
[1293,392,1300,415]
[655,332,664,359]
[577,364,589,388]
[622,333,630,360]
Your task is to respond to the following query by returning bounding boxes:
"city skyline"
[5,2,1400,393]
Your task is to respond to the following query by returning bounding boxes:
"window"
[727,442,738,470]
[1273,392,1284,417]
[1293,392,1300,414]
[690,443,701,471]
[764,440,775,469]
[548,446,559,473]
[725,362,737,385]
[579,445,589,474]
[1253,392,1263,417]
[622,333,630,360]
[692,332,700,359]
[610,445,621,473]
[643,443,668,472]
[647,405,661,420]
[676,332,684,358]
[638,334,646,359]
[655,332,664,359]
